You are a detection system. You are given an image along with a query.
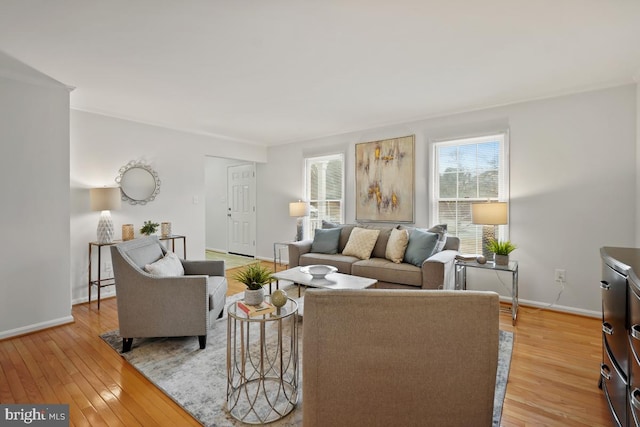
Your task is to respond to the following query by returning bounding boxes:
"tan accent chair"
[110,236,227,352]
[303,289,499,427]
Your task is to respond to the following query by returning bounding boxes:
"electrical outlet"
[554,269,566,283]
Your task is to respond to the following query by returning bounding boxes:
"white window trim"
[304,152,345,238]
[430,131,510,242]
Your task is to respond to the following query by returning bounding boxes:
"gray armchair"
[110,236,227,352]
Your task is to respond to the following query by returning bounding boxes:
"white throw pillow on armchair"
[144,251,185,277]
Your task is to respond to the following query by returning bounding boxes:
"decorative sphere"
[271,290,288,308]
[476,255,487,264]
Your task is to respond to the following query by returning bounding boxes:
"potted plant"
[486,239,517,266]
[233,262,274,305]
[140,220,160,236]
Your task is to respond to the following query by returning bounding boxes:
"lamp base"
[295,217,304,241]
[97,211,115,244]
[481,225,496,259]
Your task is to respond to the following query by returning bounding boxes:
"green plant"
[140,220,160,236]
[233,263,274,290]
[486,239,517,255]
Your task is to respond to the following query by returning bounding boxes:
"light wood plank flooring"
[0,261,611,426]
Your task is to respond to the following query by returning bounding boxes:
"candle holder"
[122,224,134,241]
[161,222,172,237]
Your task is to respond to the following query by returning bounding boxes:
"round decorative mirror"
[115,161,161,205]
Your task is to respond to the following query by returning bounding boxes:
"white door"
[227,163,256,257]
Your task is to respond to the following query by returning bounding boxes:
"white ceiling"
[1,1,639,146]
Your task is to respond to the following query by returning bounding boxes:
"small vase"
[494,254,509,266]
[244,288,265,306]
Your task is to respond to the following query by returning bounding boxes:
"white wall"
[259,85,637,315]
[70,110,267,304]
[0,52,73,338]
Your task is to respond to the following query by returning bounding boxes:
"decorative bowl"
[300,265,337,279]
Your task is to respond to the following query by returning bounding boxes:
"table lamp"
[90,187,122,244]
[471,201,508,258]
[289,201,310,241]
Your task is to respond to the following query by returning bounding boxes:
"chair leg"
[198,335,207,349]
[122,338,133,353]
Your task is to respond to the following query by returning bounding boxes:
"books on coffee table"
[238,301,275,317]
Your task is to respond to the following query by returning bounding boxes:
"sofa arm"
[421,249,458,290]
[288,240,313,268]
[182,259,225,276]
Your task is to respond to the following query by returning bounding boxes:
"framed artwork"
[355,135,415,222]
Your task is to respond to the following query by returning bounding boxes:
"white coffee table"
[271,266,377,297]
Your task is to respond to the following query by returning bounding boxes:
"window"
[305,153,344,238]
[432,133,509,254]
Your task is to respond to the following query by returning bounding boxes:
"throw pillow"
[310,227,341,254]
[144,251,185,277]
[342,227,380,260]
[385,228,409,263]
[322,219,341,229]
[428,224,448,253]
[404,229,439,267]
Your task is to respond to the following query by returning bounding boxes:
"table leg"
[97,245,102,309]
[88,243,92,306]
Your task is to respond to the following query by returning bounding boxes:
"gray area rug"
[101,292,513,426]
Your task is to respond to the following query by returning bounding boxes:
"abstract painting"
[355,135,414,222]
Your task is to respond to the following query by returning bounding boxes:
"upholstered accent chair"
[303,289,500,427]
[110,236,227,352]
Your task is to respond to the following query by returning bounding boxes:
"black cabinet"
[600,247,640,427]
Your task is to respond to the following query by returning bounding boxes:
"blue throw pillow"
[404,229,439,266]
[311,227,341,254]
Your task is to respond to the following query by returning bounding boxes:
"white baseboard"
[71,289,117,306]
[0,315,75,340]
[205,247,227,253]
[505,296,600,318]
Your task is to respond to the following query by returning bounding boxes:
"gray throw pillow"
[404,229,439,267]
[428,224,448,253]
[311,227,341,254]
[322,219,341,229]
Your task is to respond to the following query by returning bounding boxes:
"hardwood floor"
[0,261,611,426]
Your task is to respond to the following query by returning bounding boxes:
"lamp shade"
[289,201,310,217]
[90,187,121,211]
[471,202,507,225]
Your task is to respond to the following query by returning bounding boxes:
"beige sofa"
[303,289,500,426]
[288,223,460,289]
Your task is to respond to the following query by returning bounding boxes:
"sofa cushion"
[385,228,410,263]
[404,229,439,267]
[342,227,380,260]
[300,253,359,274]
[352,258,422,287]
[311,228,341,254]
[144,251,185,277]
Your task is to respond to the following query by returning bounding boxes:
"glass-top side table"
[455,260,519,325]
[226,297,299,424]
